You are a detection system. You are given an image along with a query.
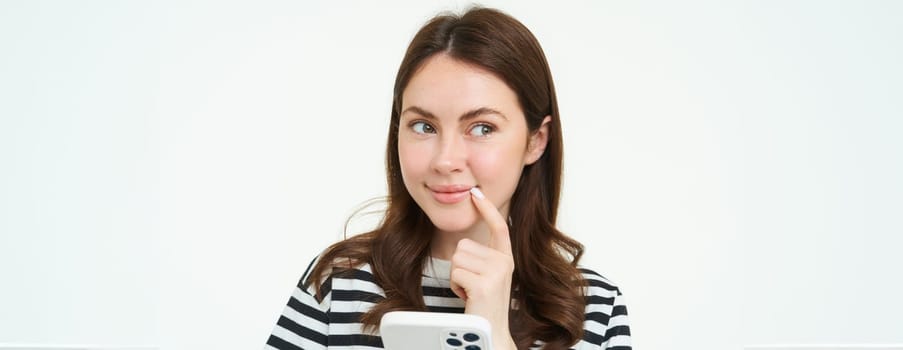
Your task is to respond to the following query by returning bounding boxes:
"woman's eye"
[469,124,494,137]
[411,121,435,134]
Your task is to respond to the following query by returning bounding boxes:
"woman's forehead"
[401,55,522,120]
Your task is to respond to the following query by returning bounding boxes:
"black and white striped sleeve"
[266,256,331,350]
[603,290,631,349]
[577,268,632,350]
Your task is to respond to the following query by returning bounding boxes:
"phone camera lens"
[465,346,481,350]
[463,333,480,342]
[446,338,463,346]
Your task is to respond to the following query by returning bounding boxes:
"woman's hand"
[449,187,517,350]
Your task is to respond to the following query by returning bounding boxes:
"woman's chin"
[427,215,477,234]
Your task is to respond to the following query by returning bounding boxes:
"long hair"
[306,7,586,349]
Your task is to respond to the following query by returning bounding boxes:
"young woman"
[266,7,631,350]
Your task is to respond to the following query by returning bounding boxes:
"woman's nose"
[430,135,466,174]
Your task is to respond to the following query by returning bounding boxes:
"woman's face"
[398,54,548,235]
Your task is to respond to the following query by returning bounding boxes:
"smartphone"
[379,311,493,350]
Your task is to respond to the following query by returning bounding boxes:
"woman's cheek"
[470,151,517,199]
[399,141,432,175]
[468,152,499,182]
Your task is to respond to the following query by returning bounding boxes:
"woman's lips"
[428,184,474,204]
[431,189,470,204]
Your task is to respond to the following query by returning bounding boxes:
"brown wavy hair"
[306,7,586,349]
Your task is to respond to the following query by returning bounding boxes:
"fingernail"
[470,187,484,199]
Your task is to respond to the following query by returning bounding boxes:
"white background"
[1,1,901,349]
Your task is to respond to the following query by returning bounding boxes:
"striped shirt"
[266,256,631,350]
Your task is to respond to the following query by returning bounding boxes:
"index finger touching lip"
[469,186,512,254]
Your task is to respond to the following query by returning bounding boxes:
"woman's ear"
[524,115,552,165]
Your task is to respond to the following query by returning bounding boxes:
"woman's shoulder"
[574,266,632,349]
[576,265,626,299]
[300,253,376,286]
[294,253,386,309]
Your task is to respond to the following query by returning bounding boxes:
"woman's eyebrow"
[401,106,508,121]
